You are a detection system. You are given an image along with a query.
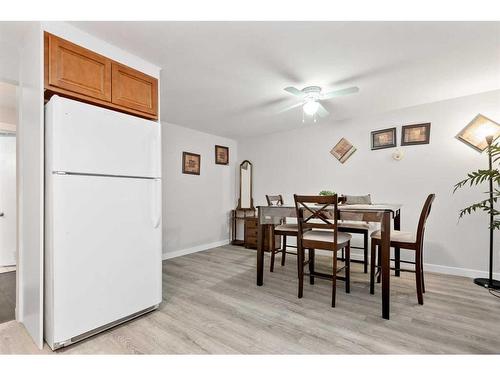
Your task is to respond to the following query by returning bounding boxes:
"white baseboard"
[334,251,499,279]
[162,239,230,260]
[423,263,500,279]
[162,241,498,280]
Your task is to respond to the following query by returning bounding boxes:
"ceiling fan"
[279,85,359,121]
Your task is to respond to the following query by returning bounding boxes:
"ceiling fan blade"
[321,86,359,100]
[284,86,305,97]
[317,102,329,118]
[277,101,303,114]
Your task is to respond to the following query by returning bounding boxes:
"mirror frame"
[237,160,254,211]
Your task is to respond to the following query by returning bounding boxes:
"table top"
[257,203,401,224]
[257,203,401,212]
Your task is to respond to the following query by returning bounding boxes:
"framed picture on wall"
[182,152,201,175]
[371,127,397,150]
[215,145,229,165]
[401,123,431,146]
[330,138,357,163]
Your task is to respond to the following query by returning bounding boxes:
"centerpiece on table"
[319,190,336,196]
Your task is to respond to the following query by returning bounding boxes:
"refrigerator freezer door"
[45,174,162,346]
[46,96,161,178]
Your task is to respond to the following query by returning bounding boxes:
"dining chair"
[337,195,370,273]
[294,194,352,307]
[370,194,435,305]
[265,194,298,272]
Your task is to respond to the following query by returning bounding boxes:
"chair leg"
[270,247,275,273]
[363,231,368,274]
[421,248,425,293]
[376,245,381,284]
[296,240,301,277]
[395,247,401,277]
[345,242,351,294]
[298,243,304,299]
[370,238,376,295]
[281,235,287,266]
[309,248,315,285]
[332,247,337,307]
[416,248,424,305]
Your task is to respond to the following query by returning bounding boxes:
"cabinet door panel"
[112,63,158,116]
[48,34,111,101]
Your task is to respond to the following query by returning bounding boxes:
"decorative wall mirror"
[237,160,254,210]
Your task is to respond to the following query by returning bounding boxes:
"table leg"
[232,210,236,244]
[381,211,391,320]
[257,214,265,286]
[394,210,401,277]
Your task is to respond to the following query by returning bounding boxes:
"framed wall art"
[182,152,201,175]
[371,127,397,150]
[330,138,357,163]
[401,123,431,146]
[215,145,229,165]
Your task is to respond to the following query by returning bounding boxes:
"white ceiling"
[72,22,500,138]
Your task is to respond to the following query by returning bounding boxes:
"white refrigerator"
[44,96,162,350]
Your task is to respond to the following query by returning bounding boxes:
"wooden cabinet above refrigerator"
[44,32,158,120]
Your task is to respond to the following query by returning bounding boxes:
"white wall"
[17,21,44,349]
[0,23,22,84]
[162,122,238,259]
[238,90,500,279]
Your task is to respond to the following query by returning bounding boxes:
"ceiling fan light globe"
[303,101,320,116]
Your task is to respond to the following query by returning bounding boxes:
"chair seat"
[371,229,416,244]
[275,223,298,232]
[338,221,370,231]
[303,230,351,246]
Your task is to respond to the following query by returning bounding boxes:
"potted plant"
[319,190,336,196]
[454,138,500,290]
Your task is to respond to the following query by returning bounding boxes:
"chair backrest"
[416,194,436,246]
[266,194,284,206]
[293,194,339,233]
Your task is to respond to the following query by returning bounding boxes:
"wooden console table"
[231,209,280,251]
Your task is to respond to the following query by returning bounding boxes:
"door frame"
[16,22,45,349]
[0,130,17,267]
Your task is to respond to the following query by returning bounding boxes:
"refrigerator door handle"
[151,131,160,178]
[151,179,161,229]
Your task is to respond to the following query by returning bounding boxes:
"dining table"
[256,203,402,320]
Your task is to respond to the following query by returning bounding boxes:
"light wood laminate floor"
[1,245,499,354]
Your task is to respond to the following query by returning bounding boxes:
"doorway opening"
[0,80,17,324]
